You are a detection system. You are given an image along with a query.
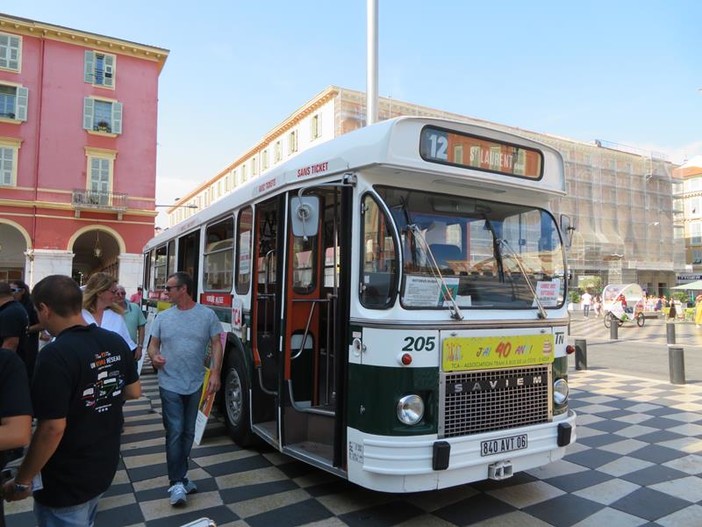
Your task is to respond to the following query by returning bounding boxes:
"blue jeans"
[34,493,102,527]
[160,386,201,485]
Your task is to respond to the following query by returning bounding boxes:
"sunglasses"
[164,285,182,292]
[108,289,119,294]
[10,287,22,293]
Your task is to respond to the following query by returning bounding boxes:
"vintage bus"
[142,117,577,492]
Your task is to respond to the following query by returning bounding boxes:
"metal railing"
[71,189,128,218]
[72,189,128,210]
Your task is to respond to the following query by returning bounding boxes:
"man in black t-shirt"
[2,275,141,527]
[0,347,32,527]
[0,282,28,353]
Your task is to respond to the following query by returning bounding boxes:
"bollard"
[668,346,685,385]
[610,320,618,340]
[575,339,587,370]
[666,322,676,345]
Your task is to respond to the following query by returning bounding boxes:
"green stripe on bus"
[347,363,438,436]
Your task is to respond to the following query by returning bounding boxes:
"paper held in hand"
[194,367,216,445]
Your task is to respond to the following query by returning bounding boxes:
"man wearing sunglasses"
[0,282,28,354]
[147,272,223,507]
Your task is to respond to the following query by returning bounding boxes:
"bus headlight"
[397,394,424,425]
[553,378,569,405]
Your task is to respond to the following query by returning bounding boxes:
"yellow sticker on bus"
[442,334,554,371]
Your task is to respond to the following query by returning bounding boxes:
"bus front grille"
[440,365,551,438]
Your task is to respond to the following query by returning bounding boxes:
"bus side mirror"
[290,196,320,238]
[560,215,575,248]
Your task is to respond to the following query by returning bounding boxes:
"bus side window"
[204,217,234,291]
[236,207,253,295]
[360,194,397,309]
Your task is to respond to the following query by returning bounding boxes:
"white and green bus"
[142,117,577,492]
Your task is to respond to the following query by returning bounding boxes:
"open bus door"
[281,187,350,472]
[249,188,349,471]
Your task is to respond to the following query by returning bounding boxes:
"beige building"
[674,157,702,277]
[166,86,681,295]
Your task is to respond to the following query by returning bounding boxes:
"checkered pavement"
[6,365,702,526]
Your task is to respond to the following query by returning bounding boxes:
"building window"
[0,138,21,186]
[691,222,702,246]
[289,130,298,154]
[241,164,247,182]
[693,249,702,265]
[262,149,269,170]
[84,51,116,88]
[83,97,123,134]
[311,114,321,140]
[85,147,116,204]
[0,84,28,121]
[274,140,282,163]
[0,33,21,71]
[251,157,257,176]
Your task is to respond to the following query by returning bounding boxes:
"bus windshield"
[376,185,566,310]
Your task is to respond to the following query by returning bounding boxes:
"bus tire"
[222,351,256,447]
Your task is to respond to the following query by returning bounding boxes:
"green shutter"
[112,102,123,134]
[104,54,115,88]
[15,87,28,121]
[83,98,94,130]
[84,50,94,83]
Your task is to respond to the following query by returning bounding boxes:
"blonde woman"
[82,273,137,353]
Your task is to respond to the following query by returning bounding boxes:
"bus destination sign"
[420,126,543,179]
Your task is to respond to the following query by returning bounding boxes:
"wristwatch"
[14,481,30,492]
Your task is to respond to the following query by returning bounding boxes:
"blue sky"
[4,1,702,225]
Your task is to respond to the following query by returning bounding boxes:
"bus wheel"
[222,352,256,447]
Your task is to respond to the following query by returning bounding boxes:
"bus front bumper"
[346,409,577,493]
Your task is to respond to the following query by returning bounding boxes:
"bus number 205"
[402,336,436,352]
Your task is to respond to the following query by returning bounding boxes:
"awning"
[671,280,702,290]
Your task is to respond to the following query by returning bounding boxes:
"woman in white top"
[82,272,137,352]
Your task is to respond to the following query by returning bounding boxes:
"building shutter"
[104,54,115,88]
[112,102,123,134]
[16,87,28,121]
[83,98,94,130]
[84,50,94,83]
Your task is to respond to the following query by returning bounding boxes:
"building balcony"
[72,189,128,220]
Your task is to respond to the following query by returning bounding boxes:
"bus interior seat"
[429,244,461,272]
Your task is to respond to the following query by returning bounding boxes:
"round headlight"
[553,378,569,405]
[397,394,424,425]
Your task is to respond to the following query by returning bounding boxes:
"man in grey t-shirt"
[147,272,223,507]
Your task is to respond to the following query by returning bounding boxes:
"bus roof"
[145,117,565,251]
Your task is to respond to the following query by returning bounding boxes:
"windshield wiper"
[407,224,464,321]
[497,239,547,319]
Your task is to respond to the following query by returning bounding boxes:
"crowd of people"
[0,271,221,526]
[578,289,702,322]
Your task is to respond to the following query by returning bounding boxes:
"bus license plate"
[480,434,528,457]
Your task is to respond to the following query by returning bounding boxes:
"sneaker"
[183,479,198,495]
[168,483,187,506]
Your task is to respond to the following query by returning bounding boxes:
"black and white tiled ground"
[6,368,702,526]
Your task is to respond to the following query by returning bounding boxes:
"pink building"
[0,13,168,289]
